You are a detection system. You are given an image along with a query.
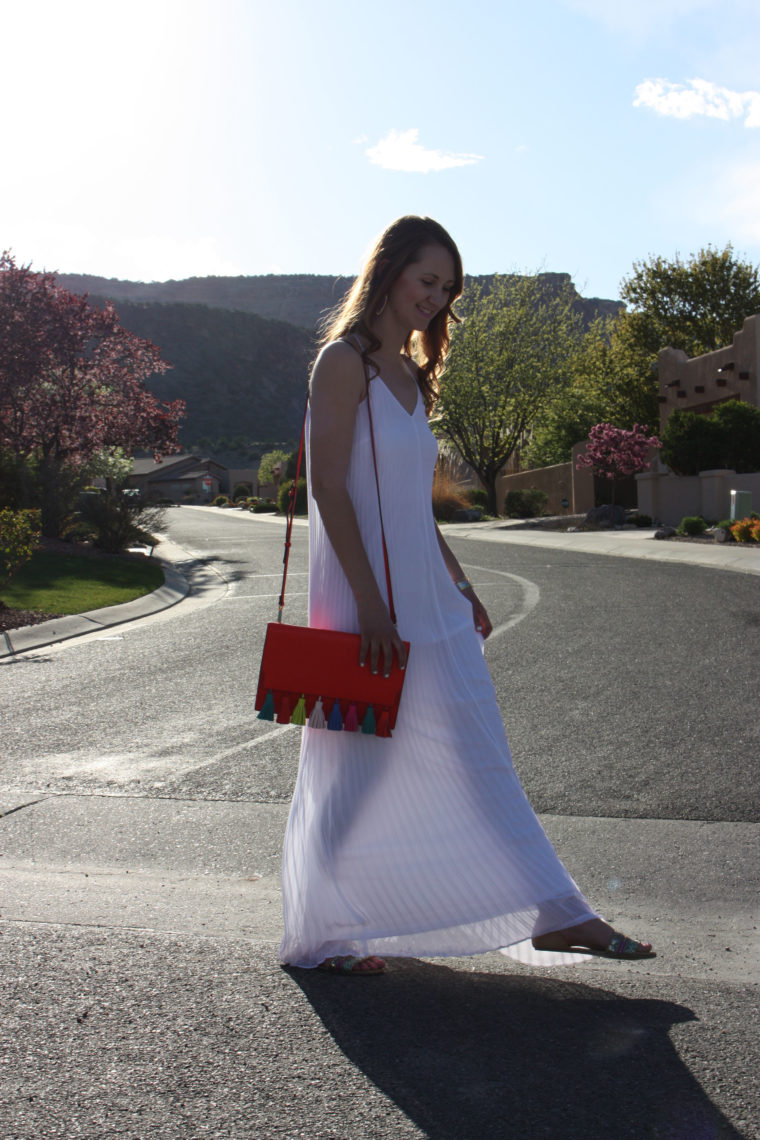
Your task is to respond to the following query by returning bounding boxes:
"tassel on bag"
[257,690,275,721]
[290,695,307,726]
[277,696,292,724]
[327,700,344,731]
[308,698,326,729]
[257,690,400,737]
[344,703,359,732]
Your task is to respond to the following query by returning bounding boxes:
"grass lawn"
[3,552,165,615]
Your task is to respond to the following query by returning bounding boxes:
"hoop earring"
[375,295,388,317]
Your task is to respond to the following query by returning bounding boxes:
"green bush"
[661,400,760,475]
[277,478,308,515]
[632,513,653,527]
[0,508,42,595]
[465,487,488,509]
[677,515,708,536]
[232,483,251,501]
[212,494,231,507]
[504,488,549,518]
[75,491,166,554]
[253,500,278,513]
[62,518,98,543]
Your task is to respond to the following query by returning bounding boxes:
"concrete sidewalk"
[440,517,760,576]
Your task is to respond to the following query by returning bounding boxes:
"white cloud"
[365,129,483,173]
[634,78,760,127]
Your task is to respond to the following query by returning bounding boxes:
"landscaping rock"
[654,526,677,540]
[585,504,626,528]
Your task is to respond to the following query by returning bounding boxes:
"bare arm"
[310,342,407,676]
[435,523,493,639]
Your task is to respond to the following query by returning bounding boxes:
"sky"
[3,0,760,301]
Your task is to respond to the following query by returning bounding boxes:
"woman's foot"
[532,918,654,958]
[317,954,386,975]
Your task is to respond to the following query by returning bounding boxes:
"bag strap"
[277,338,397,624]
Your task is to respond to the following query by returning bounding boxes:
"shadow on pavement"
[289,958,741,1140]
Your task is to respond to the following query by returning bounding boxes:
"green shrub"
[253,500,277,513]
[277,478,308,515]
[504,488,549,518]
[632,513,653,527]
[75,491,166,554]
[232,483,251,501]
[62,519,98,543]
[677,515,708,536]
[661,400,760,475]
[130,527,160,548]
[465,487,488,509]
[212,494,231,507]
[0,508,42,595]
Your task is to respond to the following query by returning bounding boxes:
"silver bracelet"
[454,578,472,592]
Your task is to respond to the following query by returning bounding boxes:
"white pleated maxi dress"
[279,373,598,968]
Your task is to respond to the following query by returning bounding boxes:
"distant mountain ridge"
[53,271,622,453]
[56,272,621,331]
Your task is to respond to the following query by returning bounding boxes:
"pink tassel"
[344,703,359,732]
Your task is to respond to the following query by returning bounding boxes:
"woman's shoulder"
[311,339,365,397]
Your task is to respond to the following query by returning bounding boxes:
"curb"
[0,551,189,659]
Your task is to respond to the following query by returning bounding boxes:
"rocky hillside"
[58,271,621,452]
[87,297,315,450]
[58,272,621,331]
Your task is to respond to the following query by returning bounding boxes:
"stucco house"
[637,313,760,524]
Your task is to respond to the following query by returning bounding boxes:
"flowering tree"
[0,253,185,534]
[576,423,661,521]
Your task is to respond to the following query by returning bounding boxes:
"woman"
[279,216,653,975]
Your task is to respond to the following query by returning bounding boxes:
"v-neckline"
[376,375,419,418]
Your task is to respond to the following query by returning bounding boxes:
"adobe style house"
[637,313,760,524]
[656,313,760,430]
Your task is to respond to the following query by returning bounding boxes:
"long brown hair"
[318,216,463,412]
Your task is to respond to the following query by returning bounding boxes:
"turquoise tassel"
[257,690,275,721]
[327,700,343,731]
[361,705,376,735]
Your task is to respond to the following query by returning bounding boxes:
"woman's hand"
[462,587,493,639]
[356,595,408,677]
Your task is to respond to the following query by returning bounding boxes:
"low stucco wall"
[496,452,595,516]
[636,469,760,525]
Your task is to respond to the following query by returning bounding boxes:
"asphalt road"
[1,506,758,1139]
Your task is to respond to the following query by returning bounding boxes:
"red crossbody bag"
[255,347,409,738]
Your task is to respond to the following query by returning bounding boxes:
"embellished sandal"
[532,931,655,959]
[317,955,386,975]
[596,933,655,959]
